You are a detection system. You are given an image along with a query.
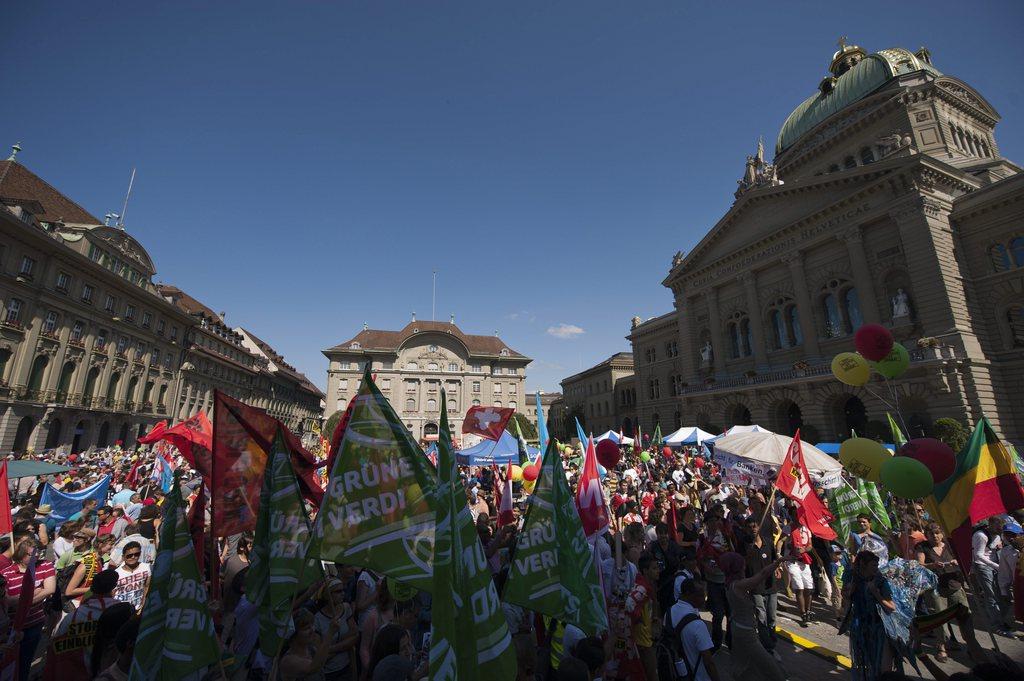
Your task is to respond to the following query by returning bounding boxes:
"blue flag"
[575,417,588,449]
[39,475,111,527]
[536,391,549,453]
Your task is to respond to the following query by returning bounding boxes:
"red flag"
[774,430,836,540]
[575,437,610,537]
[137,420,168,445]
[462,405,515,441]
[163,412,214,480]
[188,485,207,576]
[11,550,36,630]
[0,462,11,536]
[212,391,323,537]
[497,464,514,527]
[667,497,680,544]
[123,459,142,488]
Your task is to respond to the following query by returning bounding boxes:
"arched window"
[427,362,438,371]
[990,244,1011,272]
[57,362,75,398]
[510,401,517,410]
[728,322,740,358]
[740,319,752,356]
[844,156,857,169]
[426,398,436,411]
[1011,237,1024,268]
[770,310,787,349]
[860,147,875,164]
[786,305,803,346]
[823,293,842,337]
[472,399,480,406]
[1007,305,1024,347]
[405,398,415,411]
[13,416,34,453]
[844,288,863,331]
[27,355,49,393]
[406,362,418,370]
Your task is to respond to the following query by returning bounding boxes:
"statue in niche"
[700,341,713,363]
[892,288,911,319]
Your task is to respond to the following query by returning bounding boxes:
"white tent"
[662,426,716,445]
[595,430,634,446]
[711,431,843,488]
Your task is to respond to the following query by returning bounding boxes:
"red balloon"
[596,439,621,469]
[522,465,539,482]
[662,446,674,458]
[898,438,956,485]
[693,456,705,469]
[68,454,78,463]
[854,324,894,362]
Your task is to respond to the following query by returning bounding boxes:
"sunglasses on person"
[74,534,90,540]
[124,552,142,559]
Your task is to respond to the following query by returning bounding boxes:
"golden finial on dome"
[830,36,866,77]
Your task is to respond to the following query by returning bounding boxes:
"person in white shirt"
[971,518,1003,627]
[666,578,721,681]
[112,541,151,612]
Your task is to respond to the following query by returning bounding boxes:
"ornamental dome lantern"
[830,36,866,77]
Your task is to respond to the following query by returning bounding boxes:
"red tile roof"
[325,321,528,359]
[0,161,101,225]
[155,284,221,320]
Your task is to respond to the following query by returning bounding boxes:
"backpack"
[49,561,80,613]
[656,609,702,681]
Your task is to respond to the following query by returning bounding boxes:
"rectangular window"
[19,256,34,277]
[493,383,502,394]
[382,361,393,370]
[472,364,481,373]
[5,299,22,323]
[448,362,457,372]
[96,329,108,348]
[141,311,152,328]
[125,304,136,321]
[136,340,145,355]
[56,271,70,292]
[340,379,348,390]
[43,311,58,333]
[156,319,165,335]
[117,336,128,353]
[71,321,84,341]
[165,352,173,367]
[170,326,178,341]
[104,295,116,312]
[81,284,94,303]
[382,379,391,390]
[473,381,481,392]
[340,362,350,370]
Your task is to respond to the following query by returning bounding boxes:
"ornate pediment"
[91,227,155,273]
[935,79,998,119]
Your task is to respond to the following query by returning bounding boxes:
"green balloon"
[872,343,910,379]
[880,455,934,499]
[640,452,652,462]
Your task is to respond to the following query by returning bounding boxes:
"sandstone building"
[324,318,530,441]
[625,42,1024,445]
[0,155,323,452]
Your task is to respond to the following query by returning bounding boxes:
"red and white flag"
[462,406,515,441]
[575,437,610,538]
[496,464,515,527]
[774,430,836,540]
[0,462,11,537]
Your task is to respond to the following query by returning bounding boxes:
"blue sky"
[3,2,1022,397]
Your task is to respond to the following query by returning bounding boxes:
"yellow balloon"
[510,465,523,482]
[839,437,891,483]
[522,478,536,494]
[831,352,871,386]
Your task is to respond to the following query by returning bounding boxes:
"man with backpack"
[664,578,720,681]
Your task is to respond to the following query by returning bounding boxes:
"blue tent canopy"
[815,442,896,456]
[456,431,539,466]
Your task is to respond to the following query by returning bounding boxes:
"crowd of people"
[1,435,1023,681]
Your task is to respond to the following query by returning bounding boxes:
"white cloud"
[546,323,585,339]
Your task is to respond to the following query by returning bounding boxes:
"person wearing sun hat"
[996,520,1022,635]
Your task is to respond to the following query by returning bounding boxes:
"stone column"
[705,287,726,377]
[10,302,44,389]
[673,288,697,382]
[838,226,881,324]
[782,252,821,360]
[739,271,768,366]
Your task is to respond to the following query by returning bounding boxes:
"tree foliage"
[933,418,969,453]
[510,412,538,441]
[323,410,344,442]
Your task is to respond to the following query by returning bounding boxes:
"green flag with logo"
[859,478,891,530]
[887,413,907,447]
[311,365,437,592]
[247,427,324,657]
[502,440,608,635]
[430,391,516,680]
[130,471,220,681]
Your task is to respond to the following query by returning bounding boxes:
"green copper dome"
[776,47,942,155]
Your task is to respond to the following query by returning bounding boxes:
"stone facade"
[0,157,324,453]
[519,391,562,435]
[324,318,530,441]
[560,352,635,437]
[628,43,1024,446]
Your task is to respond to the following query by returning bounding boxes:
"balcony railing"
[678,346,963,396]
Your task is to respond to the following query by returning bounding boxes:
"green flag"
[503,440,608,635]
[859,478,892,530]
[430,391,517,680]
[247,427,324,657]
[311,365,437,591]
[887,413,907,447]
[653,423,662,448]
[130,472,220,681]
[513,417,531,466]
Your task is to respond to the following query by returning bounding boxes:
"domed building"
[627,41,1024,444]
